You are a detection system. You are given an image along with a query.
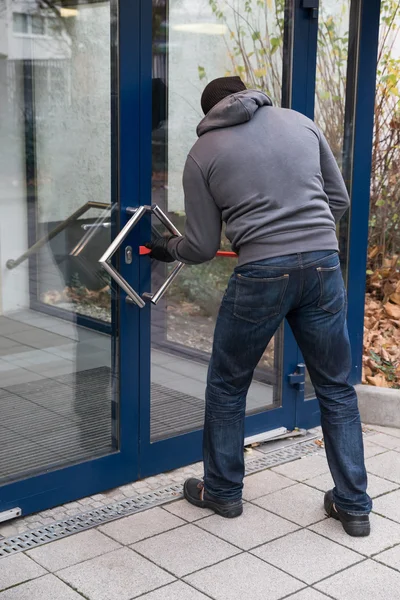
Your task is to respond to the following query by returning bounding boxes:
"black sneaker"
[183,478,243,518]
[324,490,370,537]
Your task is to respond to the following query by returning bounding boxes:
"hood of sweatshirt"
[196,89,272,137]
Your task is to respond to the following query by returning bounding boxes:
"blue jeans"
[204,250,372,514]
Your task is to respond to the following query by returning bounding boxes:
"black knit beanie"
[201,76,247,115]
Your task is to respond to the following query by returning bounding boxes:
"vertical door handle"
[140,204,185,305]
[99,206,148,307]
[98,204,185,307]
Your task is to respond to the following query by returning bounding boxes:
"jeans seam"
[297,269,305,306]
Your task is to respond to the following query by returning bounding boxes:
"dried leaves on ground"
[363,252,400,388]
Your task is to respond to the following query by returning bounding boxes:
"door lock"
[125,246,133,264]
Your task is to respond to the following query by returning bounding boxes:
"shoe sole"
[183,483,243,519]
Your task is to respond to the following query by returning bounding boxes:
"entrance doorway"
[0,0,365,517]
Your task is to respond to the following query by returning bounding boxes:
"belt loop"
[298,253,303,269]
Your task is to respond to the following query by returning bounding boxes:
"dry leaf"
[367,374,389,387]
[368,246,380,260]
[390,292,400,305]
[384,302,400,320]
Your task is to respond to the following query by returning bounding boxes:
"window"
[31,15,46,35]
[13,13,47,36]
[13,13,28,34]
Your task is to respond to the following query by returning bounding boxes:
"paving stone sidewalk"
[2,425,400,599]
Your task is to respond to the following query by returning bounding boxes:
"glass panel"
[0,1,118,484]
[150,0,290,441]
[13,13,28,34]
[314,0,352,278]
[31,15,45,35]
[305,0,353,399]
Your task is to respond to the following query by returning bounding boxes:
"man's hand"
[145,236,177,263]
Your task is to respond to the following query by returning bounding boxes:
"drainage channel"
[0,437,324,558]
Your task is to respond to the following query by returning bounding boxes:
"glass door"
[295,0,362,424]
[0,0,140,517]
[137,0,311,477]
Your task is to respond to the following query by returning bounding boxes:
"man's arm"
[167,155,222,264]
[319,130,350,223]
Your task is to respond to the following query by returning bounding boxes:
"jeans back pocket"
[233,273,289,323]
[317,263,346,314]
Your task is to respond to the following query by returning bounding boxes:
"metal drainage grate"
[0,437,325,558]
[245,439,324,474]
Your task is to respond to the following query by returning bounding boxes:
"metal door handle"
[99,206,148,308]
[98,205,185,308]
[6,201,111,270]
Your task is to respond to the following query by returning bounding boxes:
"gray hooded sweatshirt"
[167,90,349,266]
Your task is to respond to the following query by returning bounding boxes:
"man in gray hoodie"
[147,76,371,537]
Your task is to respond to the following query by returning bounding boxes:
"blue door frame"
[0,0,382,517]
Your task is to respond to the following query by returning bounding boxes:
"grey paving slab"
[362,439,390,458]
[44,344,76,360]
[6,349,58,366]
[252,529,362,585]
[253,483,326,527]
[22,359,73,376]
[375,542,400,571]
[165,378,206,401]
[4,330,70,349]
[0,337,23,350]
[0,361,18,372]
[152,363,204,385]
[0,345,36,358]
[315,559,400,599]
[283,590,331,600]
[0,319,34,336]
[271,455,330,482]
[196,502,299,550]
[132,523,239,577]
[151,350,178,366]
[0,574,83,600]
[26,529,120,572]
[0,553,47,591]
[242,469,295,501]
[367,433,400,450]
[57,547,174,600]
[98,507,184,545]
[0,370,44,386]
[366,451,400,484]
[305,470,399,499]
[185,553,304,600]
[310,512,400,556]
[163,500,213,522]
[369,425,400,439]
[139,581,210,599]
[373,489,400,522]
